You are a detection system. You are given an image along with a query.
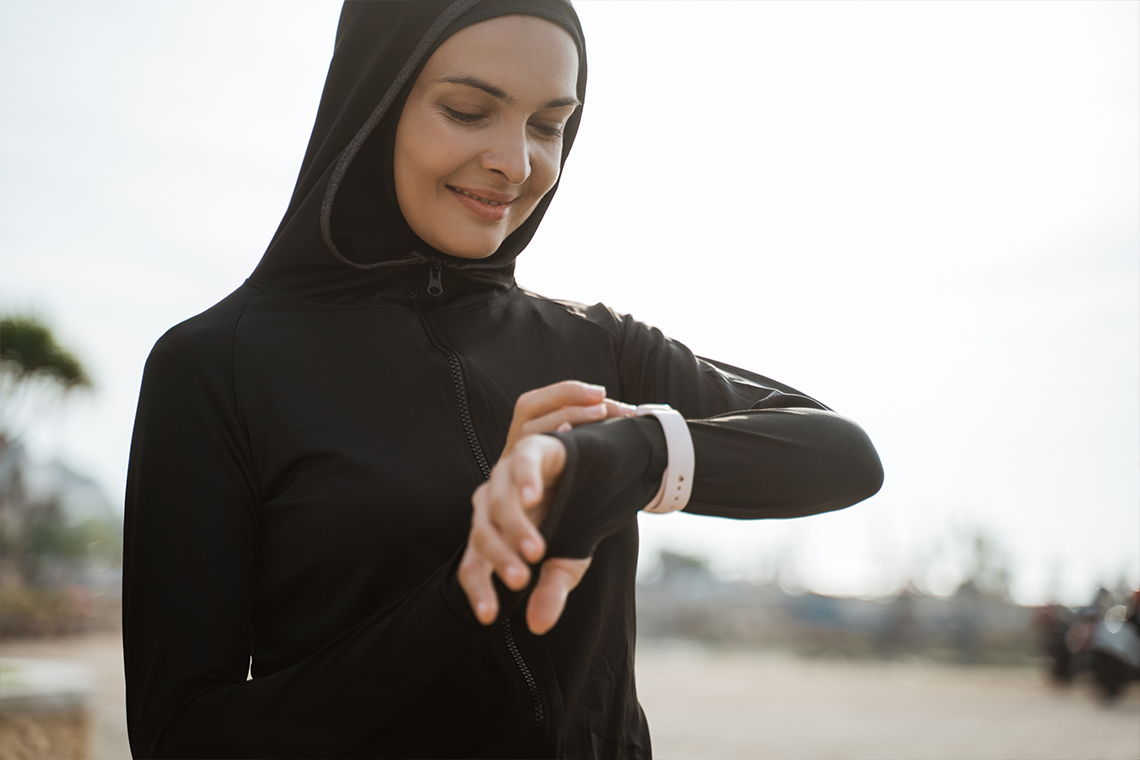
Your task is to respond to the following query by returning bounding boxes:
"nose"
[481,124,530,185]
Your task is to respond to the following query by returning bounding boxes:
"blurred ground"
[637,643,1140,760]
[1,634,1136,760]
[0,632,128,760]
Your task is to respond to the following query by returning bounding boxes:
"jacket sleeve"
[122,326,501,759]
[541,306,883,558]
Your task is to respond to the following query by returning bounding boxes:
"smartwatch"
[634,404,694,514]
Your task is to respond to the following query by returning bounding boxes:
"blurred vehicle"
[1046,588,1140,701]
[1035,603,1076,683]
[1064,588,1112,677]
[1085,592,1140,701]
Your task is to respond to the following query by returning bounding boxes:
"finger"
[501,436,561,510]
[471,526,531,590]
[469,496,531,592]
[458,544,499,625]
[484,457,547,562]
[472,484,535,588]
[526,556,592,635]
[517,402,608,438]
[604,398,636,419]
[506,382,606,454]
[517,435,567,530]
[514,381,606,424]
[533,435,568,485]
[476,436,565,575]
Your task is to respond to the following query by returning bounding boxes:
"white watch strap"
[634,404,695,513]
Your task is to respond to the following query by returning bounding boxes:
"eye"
[528,121,564,140]
[442,106,484,126]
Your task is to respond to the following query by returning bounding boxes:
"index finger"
[514,381,606,423]
[603,398,636,419]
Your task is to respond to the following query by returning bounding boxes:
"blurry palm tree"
[0,315,108,637]
[1,312,90,448]
[1,312,90,483]
[1,315,90,389]
[1,315,90,432]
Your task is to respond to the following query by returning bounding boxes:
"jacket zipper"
[411,289,491,479]
[410,276,546,757]
[427,262,443,297]
[503,617,545,757]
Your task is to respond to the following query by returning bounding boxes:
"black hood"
[249,0,587,303]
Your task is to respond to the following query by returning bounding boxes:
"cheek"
[395,119,451,217]
[532,146,563,195]
[392,134,422,216]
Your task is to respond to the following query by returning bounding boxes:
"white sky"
[1,1,1136,606]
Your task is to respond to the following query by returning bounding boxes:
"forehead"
[422,15,579,101]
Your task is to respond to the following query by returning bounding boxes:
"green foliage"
[7,500,123,565]
[0,315,90,389]
[27,513,91,560]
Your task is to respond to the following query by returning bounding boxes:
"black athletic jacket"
[122,1,884,757]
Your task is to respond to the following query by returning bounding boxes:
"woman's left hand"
[459,433,592,635]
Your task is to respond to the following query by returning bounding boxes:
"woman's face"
[394,15,579,259]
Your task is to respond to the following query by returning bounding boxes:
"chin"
[429,227,509,260]
[435,242,500,260]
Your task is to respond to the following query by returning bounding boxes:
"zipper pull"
[427,263,443,297]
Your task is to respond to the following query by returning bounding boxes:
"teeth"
[453,187,509,206]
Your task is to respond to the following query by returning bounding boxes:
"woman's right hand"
[459,381,633,634]
[461,433,584,634]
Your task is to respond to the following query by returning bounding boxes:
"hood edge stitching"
[319,0,485,272]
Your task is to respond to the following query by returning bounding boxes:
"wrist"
[533,433,567,486]
[634,404,695,513]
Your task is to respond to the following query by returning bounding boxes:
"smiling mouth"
[448,186,514,207]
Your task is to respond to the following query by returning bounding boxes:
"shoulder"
[144,286,256,384]
[515,288,628,340]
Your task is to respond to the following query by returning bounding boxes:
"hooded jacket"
[122,1,884,758]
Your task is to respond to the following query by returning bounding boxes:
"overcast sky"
[1,1,1136,605]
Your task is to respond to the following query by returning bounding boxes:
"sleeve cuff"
[541,416,667,558]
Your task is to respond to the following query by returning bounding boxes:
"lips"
[447,185,516,222]
[450,186,514,206]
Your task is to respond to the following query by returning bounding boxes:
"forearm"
[685,407,883,518]
[542,408,882,557]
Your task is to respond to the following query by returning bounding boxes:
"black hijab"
[249,0,588,303]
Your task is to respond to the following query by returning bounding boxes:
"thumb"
[526,556,592,635]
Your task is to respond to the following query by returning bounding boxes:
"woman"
[122,1,883,758]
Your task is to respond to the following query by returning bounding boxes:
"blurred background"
[1,1,1137,758]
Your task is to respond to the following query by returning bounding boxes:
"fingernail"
[522,485,538,503]
[476,601,490,621]
[586,383,606,395]
[521,538,539,557]
[556,421,572,433]
[618,402,636,416]
[588,403,606,417]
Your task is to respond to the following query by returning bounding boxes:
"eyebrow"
[433,75,579,110]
